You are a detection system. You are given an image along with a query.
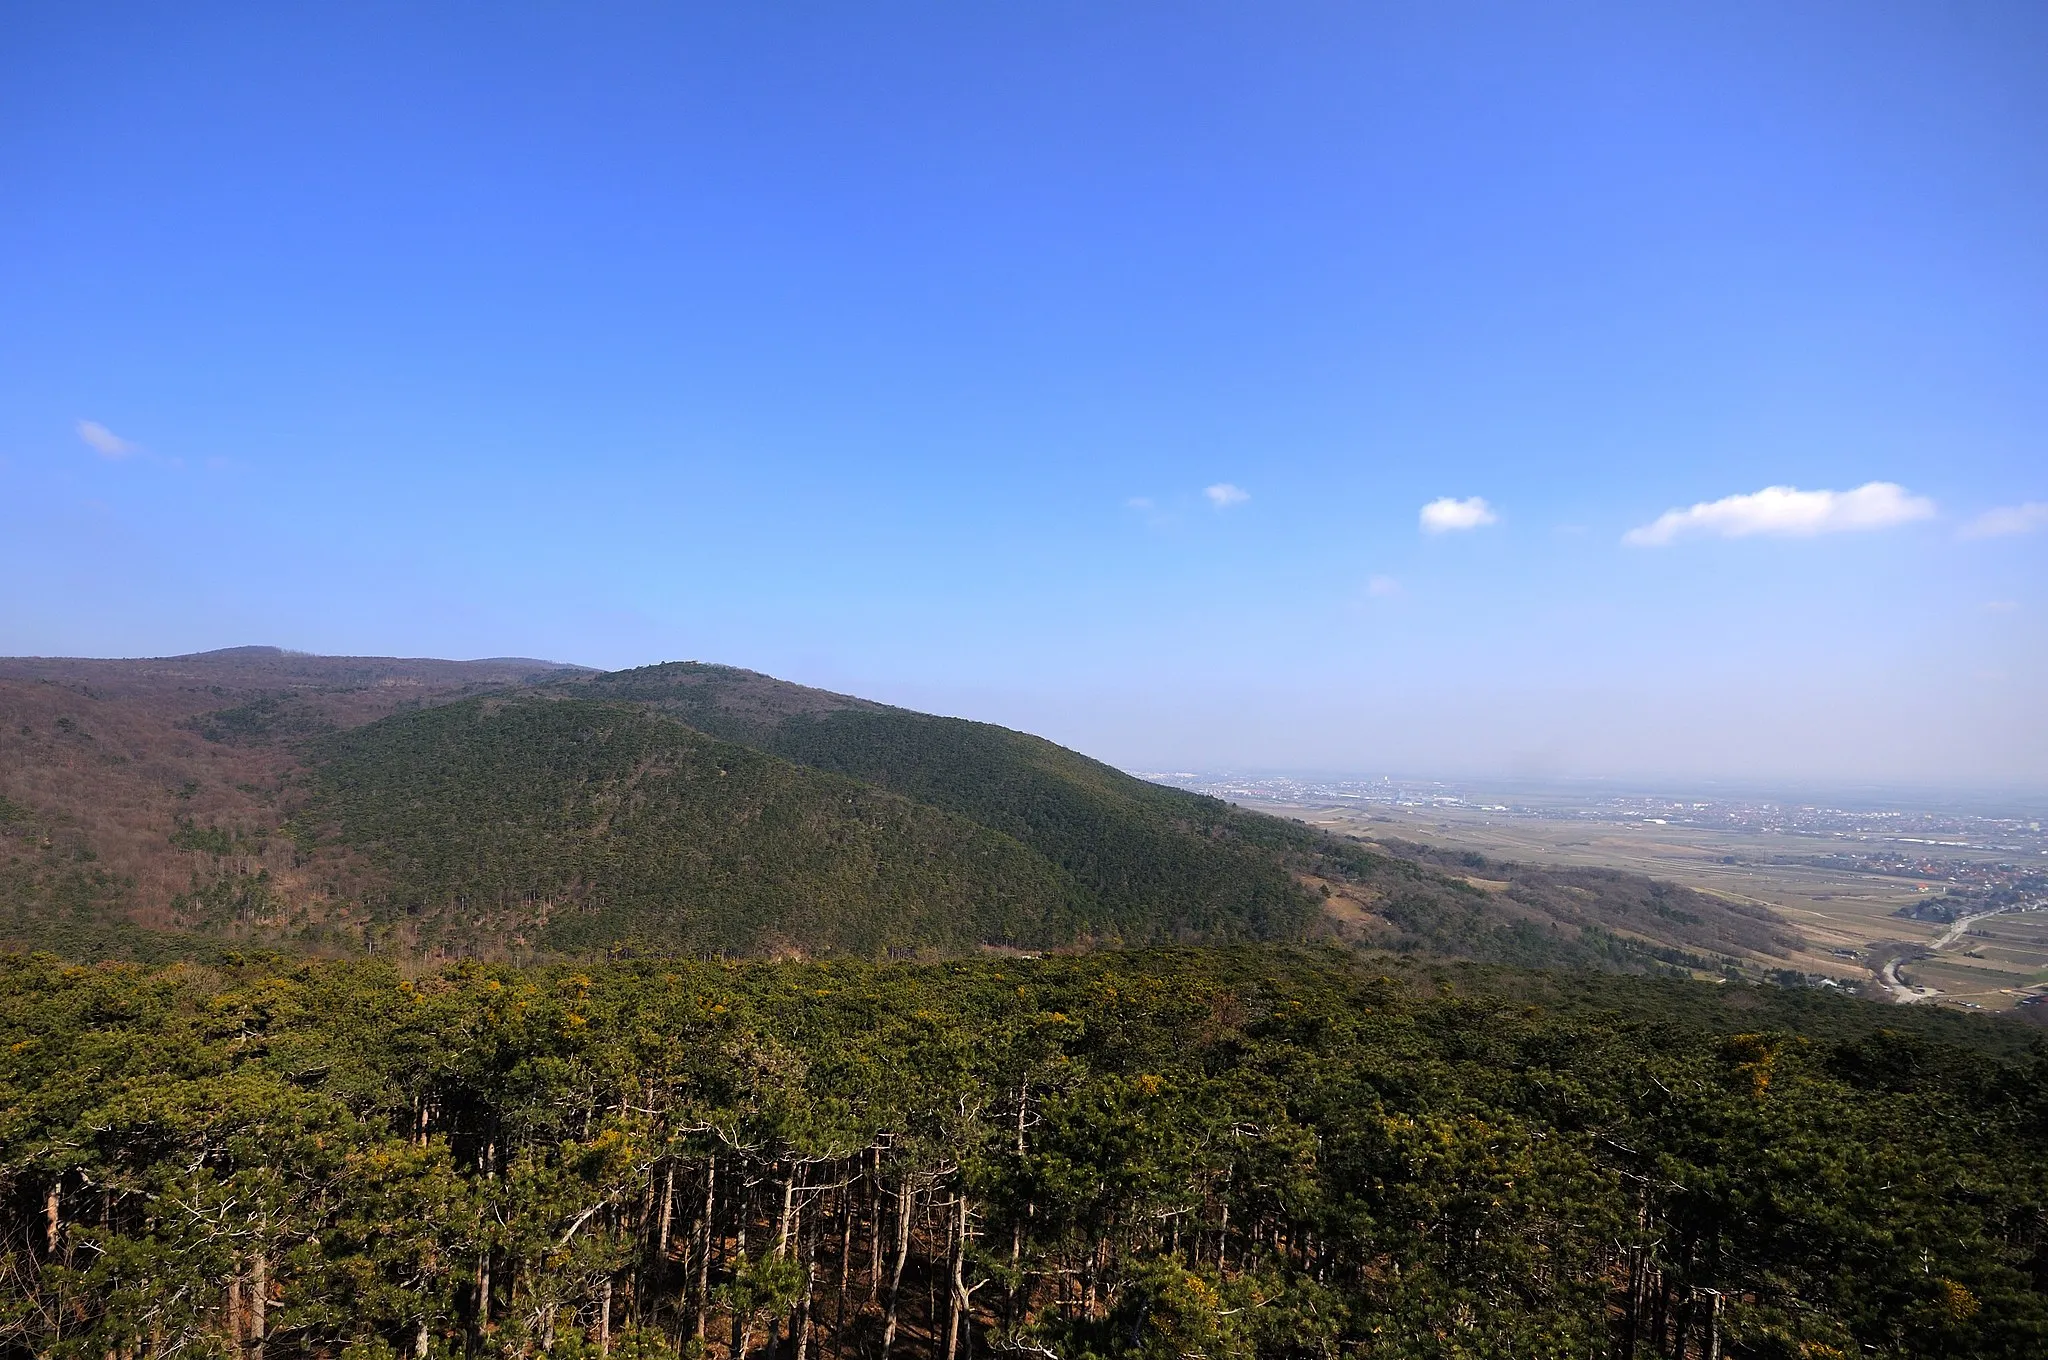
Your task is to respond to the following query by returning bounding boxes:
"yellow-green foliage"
[1,946,2042,1359]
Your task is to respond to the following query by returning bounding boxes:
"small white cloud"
[1126,496,1154,511]
[1419,496,1498,533]
[1961,502,2048,540]
[1623,482,1934,547]
[1980,600,2020,614]
[1204,483,1250,509]
[77,419,137,459]
[1366,574,1402,597]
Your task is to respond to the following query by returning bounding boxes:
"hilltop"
[1,648,1796,970]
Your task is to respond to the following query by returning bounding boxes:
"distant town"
[1138,771,2046,854]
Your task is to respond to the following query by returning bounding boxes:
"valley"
[1152,774,2048,1013]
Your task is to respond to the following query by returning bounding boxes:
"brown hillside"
[0,648,589,935]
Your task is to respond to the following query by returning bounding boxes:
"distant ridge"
[0,647,1800,971]
[2,644,590,668]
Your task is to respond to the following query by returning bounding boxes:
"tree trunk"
[1011,1082,1031,1326]
[946,1193,969,1360]
[695,1156,717,1342]
[1622,1245,1642,1360]
[868,1149,883,1298]
[598,1277,613,1356]
[778,1175,798,1258]
[250,1251,267,1360]
[795,1207,820,1360]
[659,1163,676,1258]
[732,1212,750,1360]
[839,1186,854,1296]
[477,1251,491,1335]
[881,1178,913,1357]
[835,1184,855,1346]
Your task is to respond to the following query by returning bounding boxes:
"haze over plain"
[2,3,2043,786]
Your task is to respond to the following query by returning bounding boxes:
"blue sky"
[4,3,2044,785]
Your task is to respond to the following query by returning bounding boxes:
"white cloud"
[1623,482,1935,547]
[1960,502,2048,540]
[1204,483,1250,509]
[1980,600,2019,614]
[77,419,137,459]
[1366,574,1402,597]
[1419,496,1497,533]
[1125,496,1154,511]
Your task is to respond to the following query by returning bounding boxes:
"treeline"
[4,947,2044,1360]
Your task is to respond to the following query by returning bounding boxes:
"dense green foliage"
[575,665,1326,944]
[5,946,2042,1360]
[516,664,1782,970]
[304,696,1086,955]
[746,710,1318,944]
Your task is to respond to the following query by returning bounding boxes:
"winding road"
[1932,908,2010,949]
[1875,901,2046,1004]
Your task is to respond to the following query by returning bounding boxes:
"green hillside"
[0,649,1809,970]
[759,712,1326,941]
[303,694,1087,956]
[575,663,1330,941]
[566,662,1794,970]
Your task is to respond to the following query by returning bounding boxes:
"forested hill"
[2,648,1795,969]
[547,662,1798,969]
[304,695,1088,956]
[566,663,1346,948]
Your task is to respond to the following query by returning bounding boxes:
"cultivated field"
[1232,795,2048,1012]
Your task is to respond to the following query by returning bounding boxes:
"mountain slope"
[0,647,591,958]
[0,648,1805,973]
[304,694,1083,955]
[563,663,1798,970]
[572,663,1328,942]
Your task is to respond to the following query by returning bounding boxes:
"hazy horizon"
[10,640,2045,799]
[5,5,2043,787]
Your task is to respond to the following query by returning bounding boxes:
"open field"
[1899,909,2048,1008]
[1218,793,2048,1012]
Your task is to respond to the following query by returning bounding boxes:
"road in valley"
[1877,954,1941,1004]
[1876,901,2047,1004]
